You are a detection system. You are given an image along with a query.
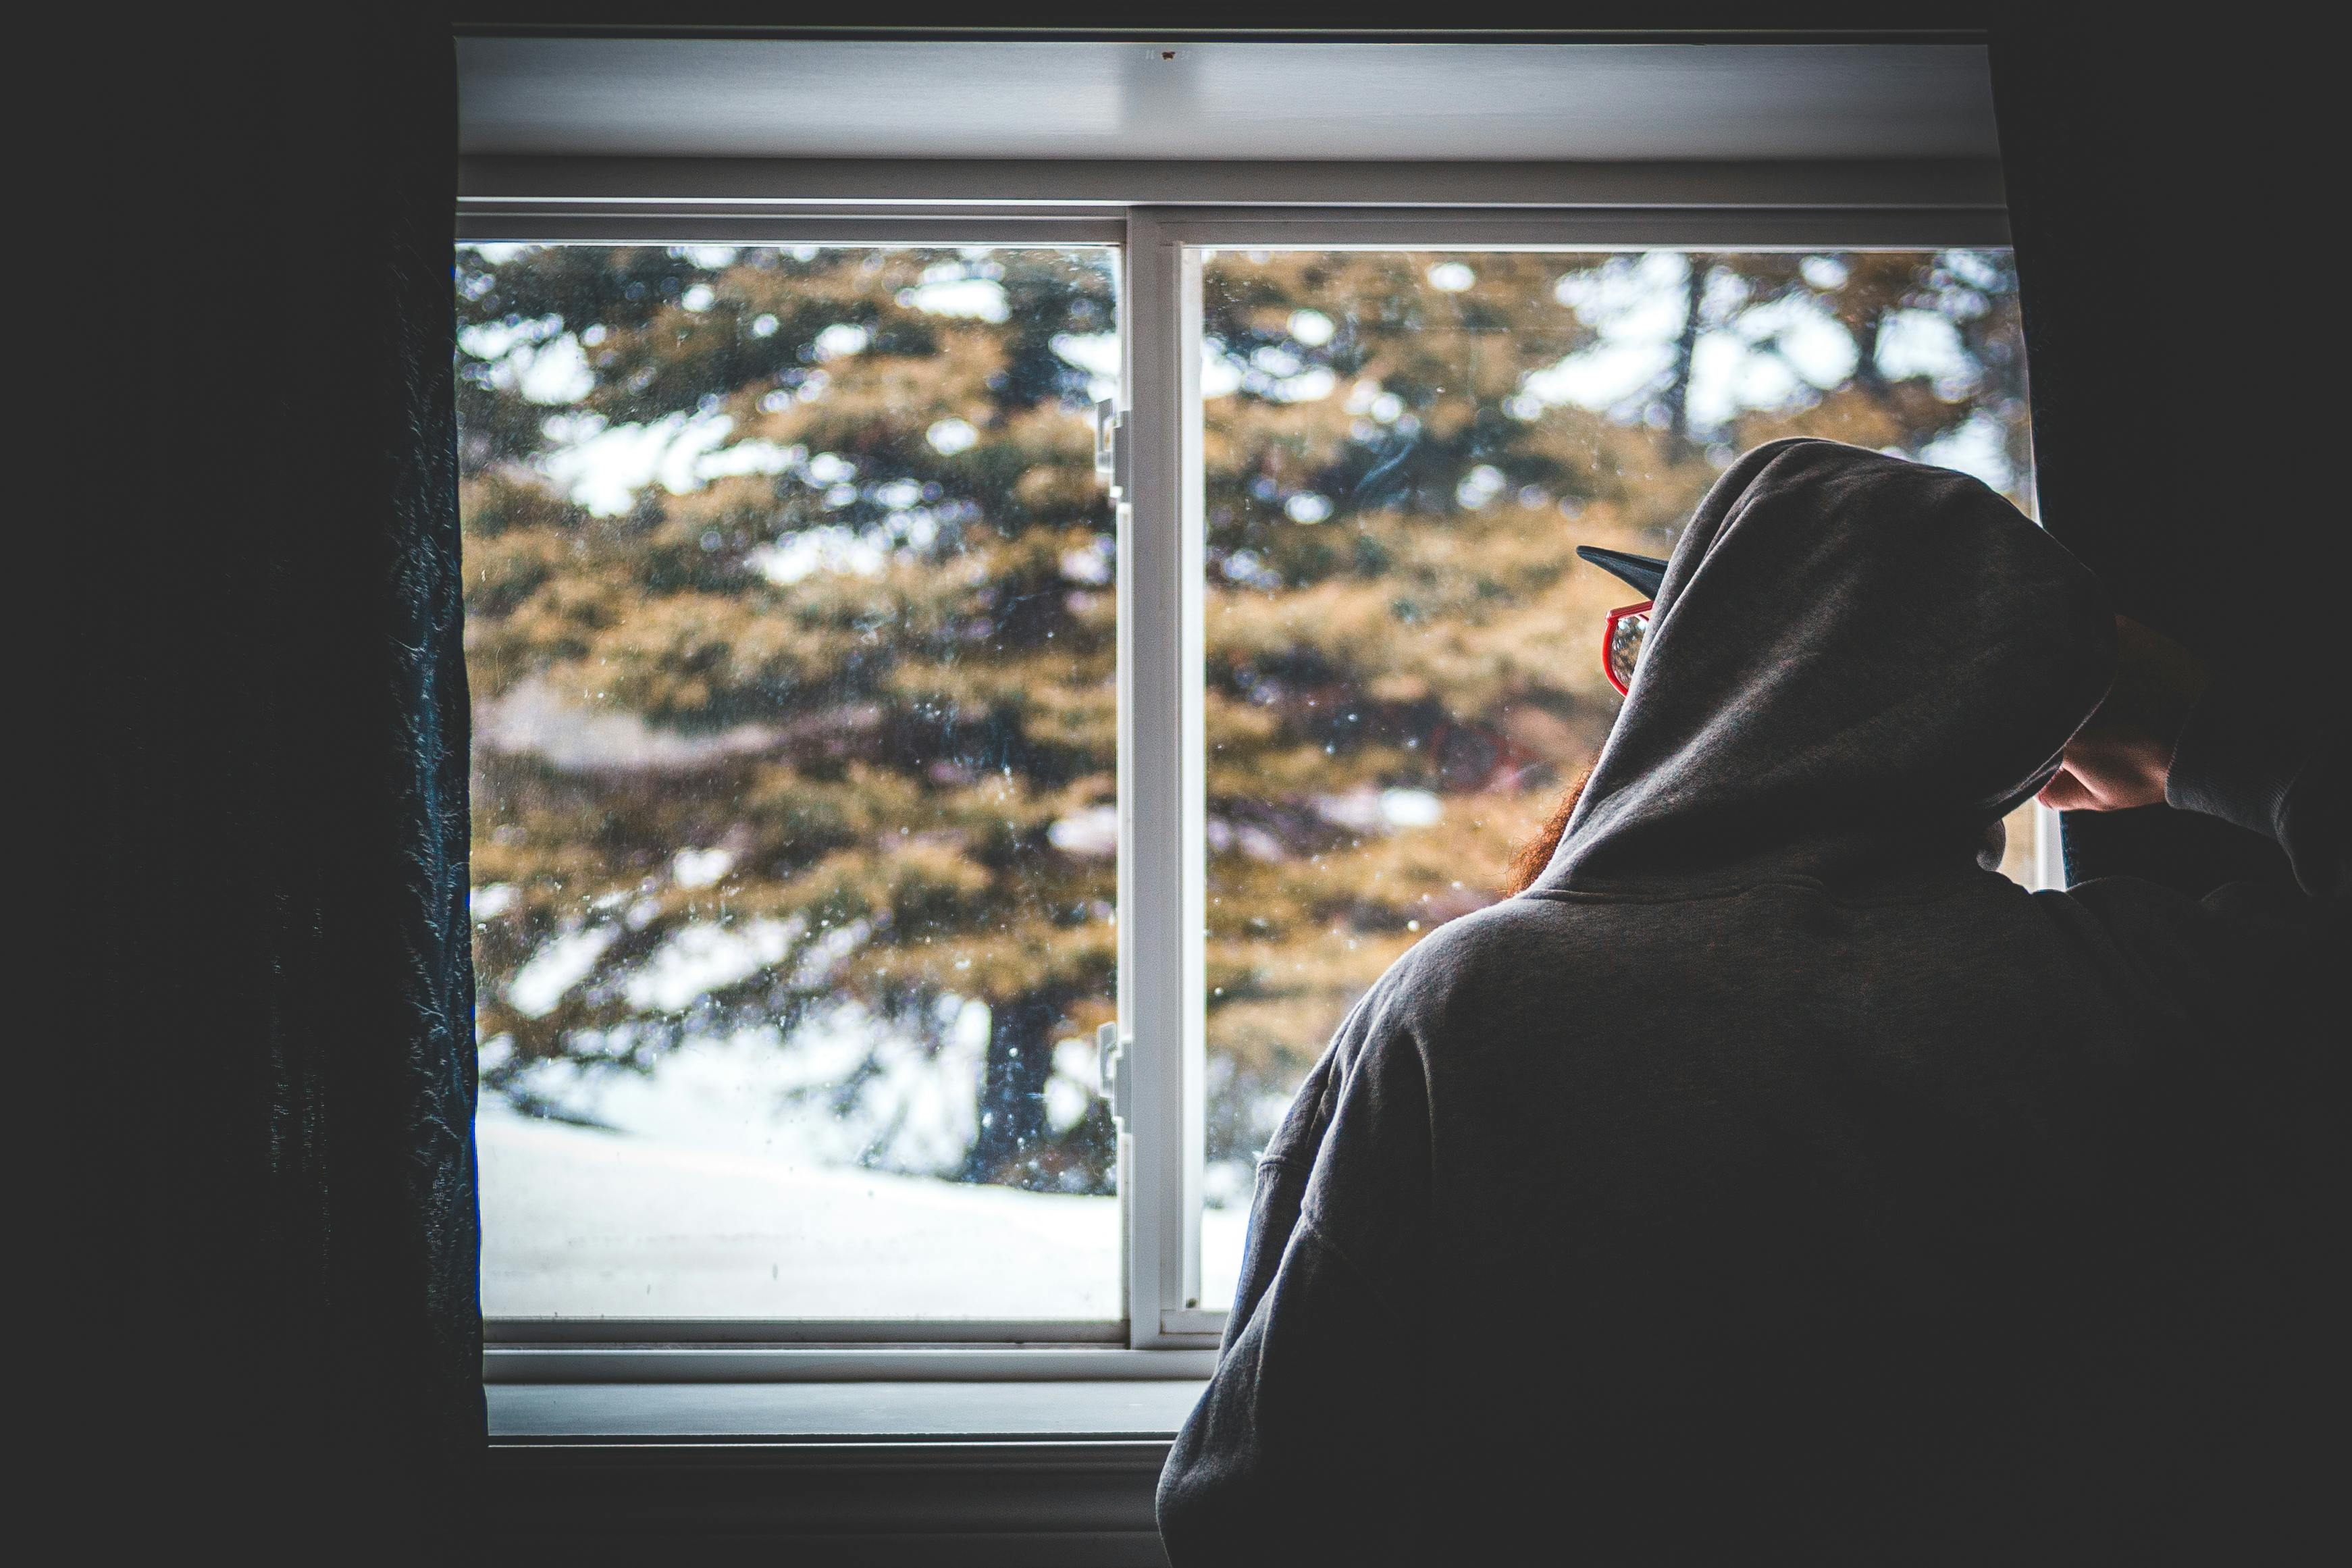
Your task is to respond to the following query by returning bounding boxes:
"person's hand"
[2039,615,2213,812]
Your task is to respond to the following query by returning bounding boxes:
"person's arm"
[2041,616,2344,902]
[1155,1212,1425,1564]
[2166,679,2345,902]
[2038,615,2211,814]
[1155,1005,1436,1565]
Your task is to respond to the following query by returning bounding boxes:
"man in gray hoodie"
[1157,439,2343,1563]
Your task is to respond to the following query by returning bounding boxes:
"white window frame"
[462,161,2011,1380]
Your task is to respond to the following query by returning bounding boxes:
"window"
[462,244,1127,1326]
[1186,244,2041,1305]
[461,208,2044,1357]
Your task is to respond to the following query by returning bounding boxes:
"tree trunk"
[1856,309,1889,398]
[1661,255,1707,457]
[964,991,1064,1187]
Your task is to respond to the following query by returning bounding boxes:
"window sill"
[490,1378,1206,1443]
[486,1380,1203,1564]
[487,1344,1218,1383]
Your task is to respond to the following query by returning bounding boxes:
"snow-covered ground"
[481,1105,1122,1317]
[479,1035,1249,1319]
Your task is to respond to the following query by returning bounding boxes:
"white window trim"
[456,153,2006,215]
[463,165,2010,1379]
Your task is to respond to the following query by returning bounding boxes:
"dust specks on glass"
[458,245,1122,1319]
[1195,249,2035,1306]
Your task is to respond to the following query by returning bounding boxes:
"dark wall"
[1991,24,2332,895]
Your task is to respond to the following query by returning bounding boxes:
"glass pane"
[1996,800,2057,889]
[1196,249,2034,1305]
[460,244,1122,1319]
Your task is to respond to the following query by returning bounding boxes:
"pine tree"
[455,243,2027,1200]
[461,245,1122,1191]
[1192,249,2029,1188]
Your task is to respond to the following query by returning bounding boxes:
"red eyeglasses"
[1603,601,1652,696]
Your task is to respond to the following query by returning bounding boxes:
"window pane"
[461,244,1122,1319]
[1196,249,2033,1305]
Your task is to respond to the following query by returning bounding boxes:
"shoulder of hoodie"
[1335,870,2052,1081]
[1328,891,1622,1072]
[2032,868,2339,1033]
[1353,874,1913,1024]
[1294,899,1524,1118]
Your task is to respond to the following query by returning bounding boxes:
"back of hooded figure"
[1157,440,2345,1565]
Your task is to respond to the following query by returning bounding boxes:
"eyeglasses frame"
[1603,599,1654,696]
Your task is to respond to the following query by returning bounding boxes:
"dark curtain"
[84,9,479,1543]
[1989,24,2328,895]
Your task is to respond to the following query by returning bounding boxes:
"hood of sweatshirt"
[1536,439,2116,895]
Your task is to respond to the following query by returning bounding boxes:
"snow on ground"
[481,1105,1120,1317]
[484,1016,993,1191]
[480,1045,1251,1318]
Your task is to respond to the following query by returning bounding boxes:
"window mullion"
[1119,212,1216,1348]
[1177,241,1210,1331]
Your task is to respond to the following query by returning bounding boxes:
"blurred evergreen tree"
[455,244,2027,1196]
[460,246,1121,1190]
[1192,249,2028,1184]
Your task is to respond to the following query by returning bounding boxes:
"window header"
[460,38,1997,164]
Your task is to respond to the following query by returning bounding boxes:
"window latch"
[1093,399,1129,500]
[1095,1020,1131,1127]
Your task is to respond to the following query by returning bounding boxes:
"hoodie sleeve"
[2166,684,2346,905]
[2056,689,2344,1096]
[1155,994,1437,1565]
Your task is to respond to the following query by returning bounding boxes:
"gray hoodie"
[1157,440,2345,1565]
